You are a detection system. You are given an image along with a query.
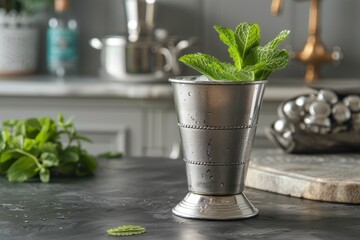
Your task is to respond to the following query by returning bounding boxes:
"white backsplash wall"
[38,0,360,80]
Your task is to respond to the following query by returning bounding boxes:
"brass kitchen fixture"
[271,0,341,82]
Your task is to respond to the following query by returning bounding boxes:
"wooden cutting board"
[246,149,360,204]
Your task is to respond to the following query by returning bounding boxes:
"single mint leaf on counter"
[106,225,145,237]
[179,53,254,81]
[7,156,38,183]
[98,151,123,159]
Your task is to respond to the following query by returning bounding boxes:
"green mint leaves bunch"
[179,22,290,81]
[0,114,97,183]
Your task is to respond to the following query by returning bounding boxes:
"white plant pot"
[0,11,39,76]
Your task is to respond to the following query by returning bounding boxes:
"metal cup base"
[172,192,259,220]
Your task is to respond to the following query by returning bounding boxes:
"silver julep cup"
[169,77,267,220]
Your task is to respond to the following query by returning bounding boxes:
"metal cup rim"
[169,76,267,85]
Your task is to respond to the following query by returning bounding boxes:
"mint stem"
[14,149,43,170]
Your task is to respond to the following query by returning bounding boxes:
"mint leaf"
[214,25,242,69]
[235,22,261,63]
[179,53,222,79]
[39,168,50,183]
[245,47,289,72]
[81,152,97,172]
[106,225,145,236]
[3,119,18,128]
[214,23,260,70]
[35,118,51,143]
[40,152,59,167]
[179,53,254,81]
[7,156,38,182]
[1,129,11,144]
[25,118,42,131]
[63,149,79,163]
[265,30,290,49]
[0,150,22,163]
[41,142,57,154]
[24,138,36,151]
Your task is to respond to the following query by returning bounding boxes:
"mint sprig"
[179,22,290,81]
[0,114,97,183]
[179,53,254,81]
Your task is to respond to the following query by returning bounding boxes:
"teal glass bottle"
[47,0,78,77]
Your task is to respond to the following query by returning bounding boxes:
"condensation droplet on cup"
[199,204,209,214]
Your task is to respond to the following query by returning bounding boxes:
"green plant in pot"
[169,22,290,220]
[0,0,53,76]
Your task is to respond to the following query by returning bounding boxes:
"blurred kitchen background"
[32,0,360,79]
[0,0,359,158]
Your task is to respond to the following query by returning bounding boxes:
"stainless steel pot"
[90,35,173,82]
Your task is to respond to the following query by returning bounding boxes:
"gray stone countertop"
[1,154,359,240]
[2,75,358,101]
[0,75,174,100]
[0,75,358,101]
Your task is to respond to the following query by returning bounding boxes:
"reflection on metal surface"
[271,0,342,82]
[172,193,258,220]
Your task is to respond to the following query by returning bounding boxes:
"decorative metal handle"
[159,47,174,72]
